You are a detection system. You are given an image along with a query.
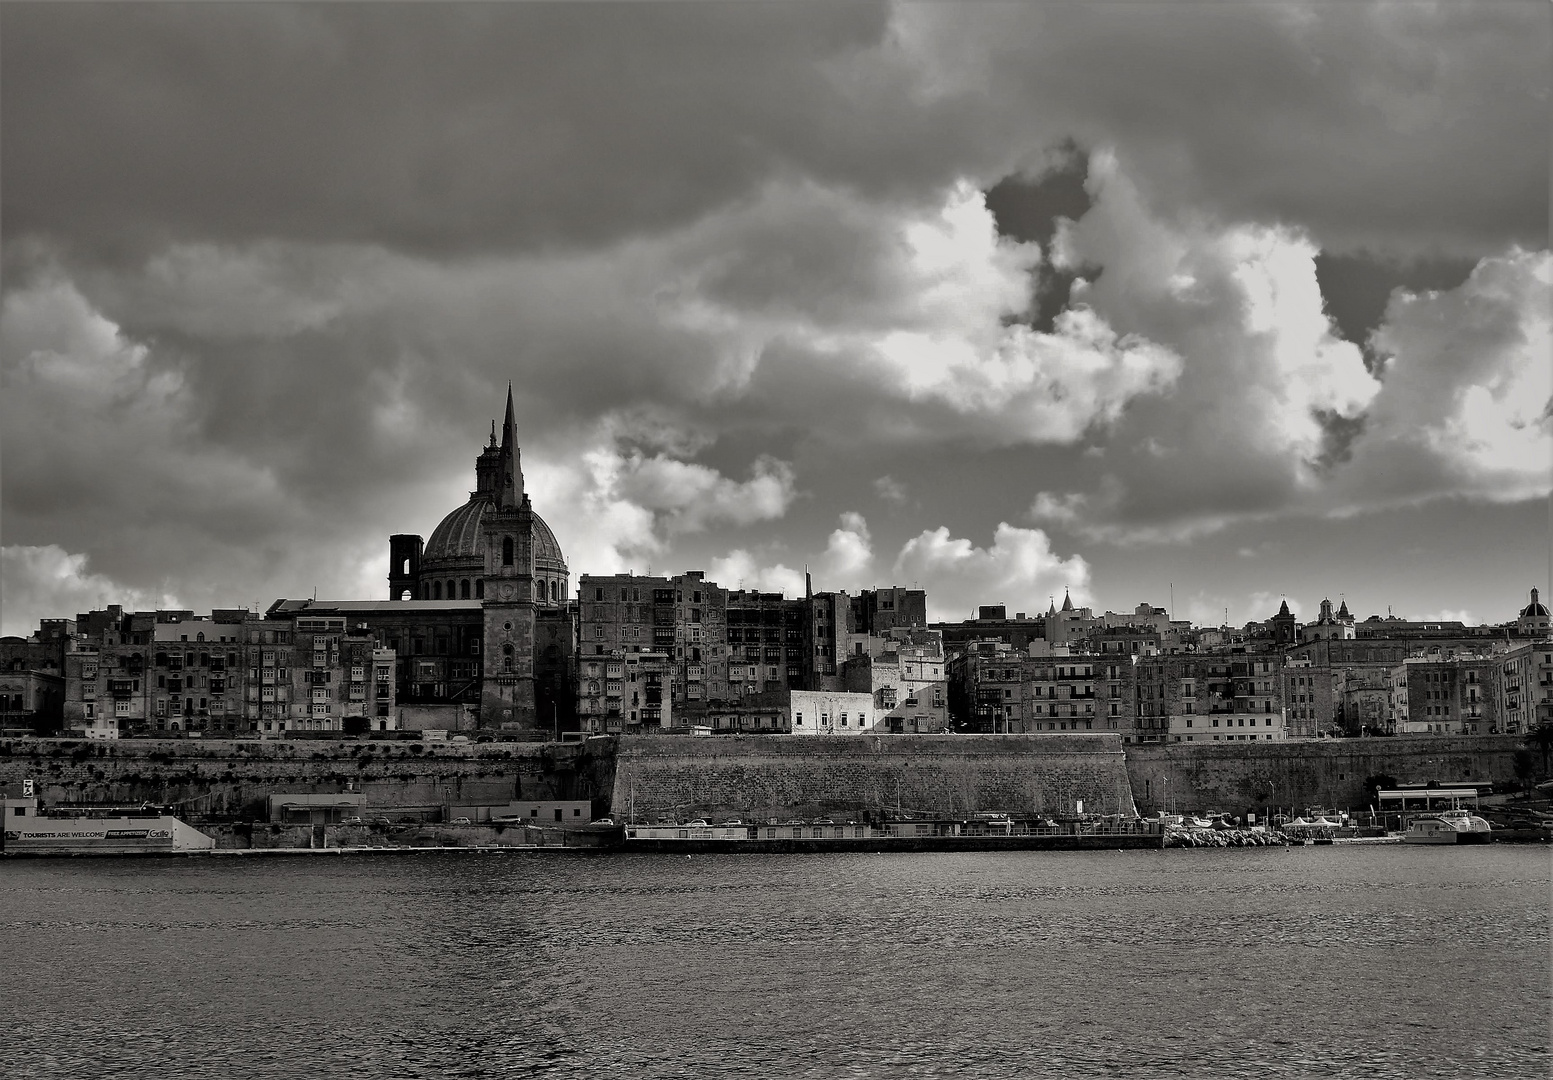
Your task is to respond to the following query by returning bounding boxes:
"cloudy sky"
[2,2,1548,637]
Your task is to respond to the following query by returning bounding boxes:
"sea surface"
[1,845,1547,1079]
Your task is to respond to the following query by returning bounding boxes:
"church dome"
[422,494,567,574]
[425,497,488,563]
[532,512,565,573]
[1521,588,1549,618]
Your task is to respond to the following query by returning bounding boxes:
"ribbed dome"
[532,512,564,571]
[1522,592,1550,618]
[425,497,487,563]
[422,495,566,572]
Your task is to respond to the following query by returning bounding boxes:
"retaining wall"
[0,737,614,820]
[1125,734,1526,816]
[610,733,1137,822]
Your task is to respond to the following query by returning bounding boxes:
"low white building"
[789,689,876,735]
[1169,711,1286,743]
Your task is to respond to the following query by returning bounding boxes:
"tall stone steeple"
[497,383,524,510]
[480,381,536,728]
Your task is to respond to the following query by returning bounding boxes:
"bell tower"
[479,385,537,728]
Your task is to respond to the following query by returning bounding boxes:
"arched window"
[475,580,484,600]
[433,581,443,600]
[196,632,205,642]
[502,643,514,674]
[550,580,558,601]
[460,580,470,599]
[502,536,514,566]
[446,580,456,600]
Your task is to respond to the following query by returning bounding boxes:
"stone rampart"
[610,734,1137,822]
[0,737,613,820]
[1125,734,1526,816]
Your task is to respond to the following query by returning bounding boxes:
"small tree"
[1512,748,1537,791]
[1363,773,1398,806]
[1525,724,1553,778]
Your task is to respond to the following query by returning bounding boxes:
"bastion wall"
[1125,734,1526,816]
[0,737,616,820]
[610,734,1138,821]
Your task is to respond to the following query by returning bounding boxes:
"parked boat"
[1402,809,1493,845]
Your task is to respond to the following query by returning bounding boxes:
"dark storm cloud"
[1313,252,1478,369]
[984,147,1099,332]
[2,2,1549,633]
[7,2,1544,268]
[1,2,987,259]
[915,1,1548,259]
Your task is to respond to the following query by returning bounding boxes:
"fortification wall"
[0,737,614,820]
[1125,734,1526,816]
[610,734,1137,822]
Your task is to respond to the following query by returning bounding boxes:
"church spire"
[497,382,524,508]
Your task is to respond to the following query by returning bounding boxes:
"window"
[795,713,803,726]
[502,537,515,566]
[460,580,470,599]
[475,580,484,599]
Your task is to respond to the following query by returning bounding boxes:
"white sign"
[1075,799,1083,814]
[22,779,34,797]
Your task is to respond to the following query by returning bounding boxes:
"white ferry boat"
[3,787,215,856]
[1402,809,1493,845]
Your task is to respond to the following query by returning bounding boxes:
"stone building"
[1388,654,1498,737]
[1304,598,1356,642]
[385,387,567,728]
[842,627,948,733]
[576,571,870,731]
[0,618,71,734]
[1129,651,1284,743]
[948,647,1126,736]
[1518,588,1551,636]
[849,586,927,636]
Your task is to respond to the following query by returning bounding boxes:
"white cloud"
[1412,608,1476,625]
[1,545,177,637]
[705,550,805,597]
[1332,248,1552,508]
[524,426,800,578]
[893,522,1089,622]
[820,511,874,587]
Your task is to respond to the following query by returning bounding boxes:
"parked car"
[684,819,709,827]
[591,818,615,826]
[450,817,472,825]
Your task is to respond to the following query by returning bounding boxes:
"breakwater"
[610,733,1138,821]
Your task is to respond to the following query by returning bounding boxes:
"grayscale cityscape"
[2,3,1548,1078]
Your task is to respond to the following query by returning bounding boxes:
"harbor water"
[2,845,1547,1078]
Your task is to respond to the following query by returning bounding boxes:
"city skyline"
[3,3,1549,637]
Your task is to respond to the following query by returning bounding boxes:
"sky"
[1,1,1549,637]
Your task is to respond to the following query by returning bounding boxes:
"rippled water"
[2,845,1547,1078]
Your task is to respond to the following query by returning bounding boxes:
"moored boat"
[1402,809,1493,845]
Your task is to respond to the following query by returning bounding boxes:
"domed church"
[386,386,568,726]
